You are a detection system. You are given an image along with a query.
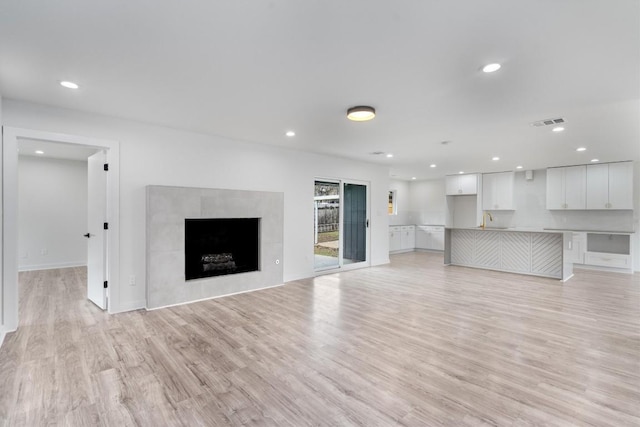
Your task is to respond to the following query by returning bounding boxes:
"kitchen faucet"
[481,211,493,229]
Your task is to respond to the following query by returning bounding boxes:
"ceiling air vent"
[531,117,566,127]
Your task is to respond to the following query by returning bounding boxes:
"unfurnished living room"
[0,1,639,426]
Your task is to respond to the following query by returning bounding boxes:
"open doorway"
[2,127,120,333]
[313,178,370,273]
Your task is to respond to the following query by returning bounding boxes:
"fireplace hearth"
[185,218,260,280]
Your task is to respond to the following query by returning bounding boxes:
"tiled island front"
[444,228,574,281]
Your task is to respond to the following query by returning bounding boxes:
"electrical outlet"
[20,251,29,259]
[129,275,136,286]
[40,248,48,255]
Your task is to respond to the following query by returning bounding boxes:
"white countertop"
[446,226,635,235]
[446,227,569,234]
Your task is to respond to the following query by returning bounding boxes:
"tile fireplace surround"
[146,185,284,309]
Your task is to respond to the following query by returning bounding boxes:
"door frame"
[313,177,370,274]
[1,127,120,333]
[340,179,370,272]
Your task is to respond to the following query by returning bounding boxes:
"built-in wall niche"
[587,233,630,255]
[185,218,260,280]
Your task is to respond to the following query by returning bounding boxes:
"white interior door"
[86,150,107,309]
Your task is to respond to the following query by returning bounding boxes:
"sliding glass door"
[314,179,369,272]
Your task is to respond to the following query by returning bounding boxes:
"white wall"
[2,99,390,313]
[18,156,87,271]
[408,179,446,225]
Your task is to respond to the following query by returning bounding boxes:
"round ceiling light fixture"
[60,80,79,89]
[347,106,376,122]
[482,63,501,73]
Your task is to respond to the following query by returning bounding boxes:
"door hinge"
[104,163,109,171]
[103,281,108,289]
[104,222,109,230]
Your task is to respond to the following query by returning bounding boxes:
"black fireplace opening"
[185,218,260,281]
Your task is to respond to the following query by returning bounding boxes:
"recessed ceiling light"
[347,106,375,121]
[459,171,464,174]
[386,153,393,158]
[516,165,523,169]
[552,126,565,132]
[60,81,79,89]
[35,150,44,154]
[576,147,586,152]
[411,177,416,180]
[591,158,600,162]
[482,63,501,73]
[285,131,295,137]
[492,156,500,161]
[430,164,436,168]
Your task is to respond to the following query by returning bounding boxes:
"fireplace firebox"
[185,218,260,280]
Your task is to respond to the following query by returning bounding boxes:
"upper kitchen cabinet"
[446,173,479,195]
[586,161,633,210]
[482,171,514,210]
[546,165,586,210]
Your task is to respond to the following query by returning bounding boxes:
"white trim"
[18,262,87,272]
[0,331,5,348]
[146,283,285,311]
[112,299,146,314]
[2,127,121,334]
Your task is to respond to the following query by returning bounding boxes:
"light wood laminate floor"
[1,252,639,426]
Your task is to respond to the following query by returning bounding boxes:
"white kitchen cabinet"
[567,232,586,264]
[586,161,633,210]
[389,226,402,252]
[482,171,514,210]
[416,226,445,251]
[446,174,479,195]
[415,227,429,249]
[546,165,586,210]
[584,233,632,270]
[401,226,415,250]
[389,225,414,252]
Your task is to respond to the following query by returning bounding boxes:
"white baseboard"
[0,331,5,348]
[109,299,146,314]
[574,264,634,275]
[146,283,285,311]
[19,262,86,272]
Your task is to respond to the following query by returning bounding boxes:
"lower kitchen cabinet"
[416,226,445,251]
[389,225,415,253]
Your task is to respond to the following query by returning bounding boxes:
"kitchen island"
[444,227,574,281]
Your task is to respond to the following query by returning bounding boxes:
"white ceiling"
[1,1,638,179]
[17,138,99,161]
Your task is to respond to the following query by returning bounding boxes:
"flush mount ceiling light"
[516,165,523,169]
[60,80,79,89]
[492,156,500,161]
[459,171,465,174]
[285,131,295,137]
[591,158,600,162]
[347,106,376,122]
[35,150,44,154]
[482,63,501,73]
[430,164,437,168]
[576,147,586,152]
[411,177,417,180]
[386,153,393,158]
[552,126,565,132]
